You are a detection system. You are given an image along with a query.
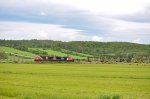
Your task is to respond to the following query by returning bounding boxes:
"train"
[34,56,74,62]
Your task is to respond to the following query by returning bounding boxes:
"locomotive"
[34,56,74,62]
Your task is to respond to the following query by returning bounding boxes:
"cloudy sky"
[0,0,150,44]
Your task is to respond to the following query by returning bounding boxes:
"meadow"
[0,63,150,99]
[0,46,87,59]
[0,46,36,57]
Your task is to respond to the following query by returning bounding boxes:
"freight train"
[34,56,74,62]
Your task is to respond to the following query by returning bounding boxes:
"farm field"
[0,64,150,99]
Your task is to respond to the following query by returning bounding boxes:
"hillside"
[28,48,88,59]
[0,46,88,59]
[0,40,149,56]
[0,46,37,63]
[0,46,36,57]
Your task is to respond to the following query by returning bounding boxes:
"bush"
[0,52,8,59]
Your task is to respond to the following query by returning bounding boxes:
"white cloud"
[40,12,47,16]
[1,0,150,16]
[103,18,150,44]
[0,21,102,41]
[0,0,150,44]
[50,0,150,15]
[0,21,79,40]
[132,38,142,44]
[84,14,150,44]
[0,20,149,44]
[92,36,103,41]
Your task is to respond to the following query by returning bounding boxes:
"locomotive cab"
[34,56,43,61]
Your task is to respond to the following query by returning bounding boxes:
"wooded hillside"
[0,40,149,56]
[0,40,150,63]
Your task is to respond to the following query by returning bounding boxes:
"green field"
[29,48,88,59]
[0,64,150,99]
[0,46,88,59]
[0,46,37,57]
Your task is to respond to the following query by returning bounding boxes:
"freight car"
[34,56,74,62]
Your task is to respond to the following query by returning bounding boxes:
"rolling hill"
[0,46,36,57]
[0,40,150,57]
[0,46,87,59]
[28,48,88,59]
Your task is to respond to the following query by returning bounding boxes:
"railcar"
[34,56,74,62]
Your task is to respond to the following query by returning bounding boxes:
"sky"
[0,0,150,44]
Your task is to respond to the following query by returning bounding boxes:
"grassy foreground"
[0,64,150,99]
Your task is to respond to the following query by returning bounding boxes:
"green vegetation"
[29,48,88,59]
[0,52,8,59]
[0,64,150,99]
[60,49,92,57]
[0,40,150,63]
[0,46,36,57]
[0,46,36,63]
[0,40,149,56]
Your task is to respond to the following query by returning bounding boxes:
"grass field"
[28,48,87,59]
[0,46,37,57]
[0,64,150,99]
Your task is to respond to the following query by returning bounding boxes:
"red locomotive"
[34,56,74,62]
